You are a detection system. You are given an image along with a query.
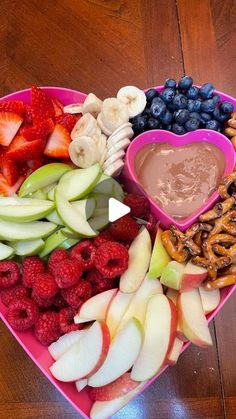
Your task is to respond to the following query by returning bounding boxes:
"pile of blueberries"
[131,76,234,136]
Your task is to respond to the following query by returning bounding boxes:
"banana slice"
[69,136,99,168]
[107,138,130,156]
[107,126,134,149]
[63,103,83,114]
[99,147,107,167]
[100,98,129,133]
[71,114,97,140]
[103,150,125,170]
[82,93,103,117]
[97,113,113,136]
[97,134,107,156]
[104,159,124,177]
[91,126,103,143]
[117,86,146,118]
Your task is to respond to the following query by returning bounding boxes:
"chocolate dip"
[135,142,225,219]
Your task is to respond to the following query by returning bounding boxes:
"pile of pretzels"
[225,112,236,149]
[161,169,236,290]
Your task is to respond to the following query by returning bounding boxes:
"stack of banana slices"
[64,86,146,177]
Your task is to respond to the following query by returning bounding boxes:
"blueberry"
[220,101,234,114]
[132,115,147,134]
[175,109,190,125]
[173,93,188,109]
[152,96,162,105]
[172,123,186,135]
[199,83,215,99]
[205,120,220,131]
[160,88,175,103]
[188,99,202,113]
[186,86,199,99]
[150,98,166,118]
[162,124,172,131]
[201,99,215,113]
[160,110,173,125]
[185,118,200,132]
[165,78,176,89]
[212,108,229,123]
[145,88,158,103]
[178,76,193,90]
[200,112,212,123]
[189,112,201,121]
[212,94,221,105]
[167,102,176,113]
[147,117,159,130]
[142,107,151,118]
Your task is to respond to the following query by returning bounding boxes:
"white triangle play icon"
[108,198,131,222]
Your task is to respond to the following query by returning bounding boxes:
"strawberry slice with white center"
[6,135,45,162]
[0,112,23,146]
[52,98,64,117]
[44,124,71,159]
[0,173,25,196]
[0,100,25,118]
[0,155,18,186]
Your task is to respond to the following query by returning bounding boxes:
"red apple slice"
[90,381,147,419]
[166,288,188,342]
[75,378,88,392]
[148,226,171,279]
[178,289,213,347]
[74,288,118,324]
[48,329,87,360]
[199,286,220,314]
[166,337,183,365]
[131,294,177,381]
[88,318,143,387]
[180,261,208,292]
[119,227,152,293]
[50,321,110,382]
[106,290,134,338]
[89,373,140,401]
[160,261,185,290]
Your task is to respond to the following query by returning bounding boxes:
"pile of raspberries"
[0,193,155,346]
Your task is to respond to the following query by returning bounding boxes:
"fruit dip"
[134,141,225,220]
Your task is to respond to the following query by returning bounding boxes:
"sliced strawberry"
[52,98,64,117]
[31,86,55,124]
[55,114,77,132]
[23,104,33,126]
[20,118,54,142]
[44,124,71,159]
[0,100,25,118]
[0,112,23,146]
[27,157,46,171]
[6,136,45,162]
[0,173,25,196]
[0,155,18,186]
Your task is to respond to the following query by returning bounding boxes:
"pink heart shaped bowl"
[123,128,235,230]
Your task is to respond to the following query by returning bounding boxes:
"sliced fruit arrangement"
[67,86,145,176]
[0,86,79,196]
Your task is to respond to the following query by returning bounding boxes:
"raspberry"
[7,297,39,331]
[59,307,82,333]
[53,258,83,289]
[48,248,68,276]
[34,311,61,345]
[62,280,93,309]
[22,256,45,288]
[94,241,129,279]
[33,273,59,299]
[0,261,20,289]
[123,193,150,219]
[146,213,156,233]
[94,277,118,294]
[0,284,29,307]
[52,293,68,309]
[71,240,96,271]
[31,291,54,309]
[109,215,139,242]
[93,230,114,247]
[86,268,103,284]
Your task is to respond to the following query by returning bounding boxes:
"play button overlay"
[108,198,130,222]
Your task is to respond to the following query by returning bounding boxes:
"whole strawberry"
[109,214,139,242]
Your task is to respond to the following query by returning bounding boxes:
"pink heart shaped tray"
[0,85,236,418]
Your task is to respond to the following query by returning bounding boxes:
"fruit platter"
[0,77,236,418]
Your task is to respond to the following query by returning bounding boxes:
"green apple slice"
[61,237,79,250]
[89,193,109,209]
[92,174,114,195]
[47,186,56,201]
[19,163,72,197]
[0,197,54,222]
[0,242,14,260]
[29,189,48,200]
[46,210,64,225]
[55,188,97,237]
[71,197,96,220]
[39,229,79,257]
[9,239,44,256]
[89,208,109,231]
[58,164,102,201]
[61,227,81,239]
[0,220,57,241]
